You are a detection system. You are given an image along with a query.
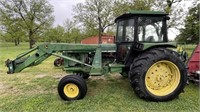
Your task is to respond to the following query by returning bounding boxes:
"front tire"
[129,48,187,101]
[58,75,87,101]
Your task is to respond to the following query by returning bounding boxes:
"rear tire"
[129,48,187,101]
[58,75,87,101]
[168,49,187,63]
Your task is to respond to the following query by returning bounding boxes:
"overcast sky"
[49,0,85,26]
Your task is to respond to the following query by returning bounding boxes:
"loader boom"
[6,43,111,74]
[6,42,175,74]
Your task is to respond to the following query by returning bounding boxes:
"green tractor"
[6,10,187,102]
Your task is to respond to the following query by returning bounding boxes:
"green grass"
[0,42,199,112]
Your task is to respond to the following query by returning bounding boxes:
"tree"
[43,25,65,43]
[0,19,25,45]
[176,3,200,43]
[0,4,25,45]
[0,0,54,48]
[152,0,198,29]
[43,20,83,43]
[73,0,115,35]
[152,0,185,29]
[70,28,82,43]
[113,0,154,17]
[63,19,76,42]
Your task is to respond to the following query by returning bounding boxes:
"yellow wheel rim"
[63,83,79,98]
[145,60,180,96]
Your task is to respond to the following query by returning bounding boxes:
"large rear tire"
[129,48,187,101]
[58,75,87,101]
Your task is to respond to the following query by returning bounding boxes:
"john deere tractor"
[6,10,187,101]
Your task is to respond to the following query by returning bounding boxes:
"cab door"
[116,18,136,63]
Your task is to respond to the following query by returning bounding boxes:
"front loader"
[6,10,187,102]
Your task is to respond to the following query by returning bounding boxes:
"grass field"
[0,42,199,112]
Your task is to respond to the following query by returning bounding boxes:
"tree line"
[176,3,200,44]
[0,0,199,48]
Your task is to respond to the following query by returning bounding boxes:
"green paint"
[52,53,92,67]
[109,64,125,73]
[143,42,176,50]
[16,47,37,59]
[90,47,102,75]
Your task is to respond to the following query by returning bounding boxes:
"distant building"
[81,35,114,44]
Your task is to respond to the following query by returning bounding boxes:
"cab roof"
[115,10,168,22]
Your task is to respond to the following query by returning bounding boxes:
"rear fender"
[125,44,176,67]
[143,43,176,51]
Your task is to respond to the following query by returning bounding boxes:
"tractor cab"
[115,10,170,62]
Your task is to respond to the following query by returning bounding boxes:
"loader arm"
[6,43,99,74]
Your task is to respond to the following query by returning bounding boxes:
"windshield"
[138,17,164,42]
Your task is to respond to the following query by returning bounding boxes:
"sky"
[49,0,85,26]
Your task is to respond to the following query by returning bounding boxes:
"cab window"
[138,17,164,42]
[117,18,135,42]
